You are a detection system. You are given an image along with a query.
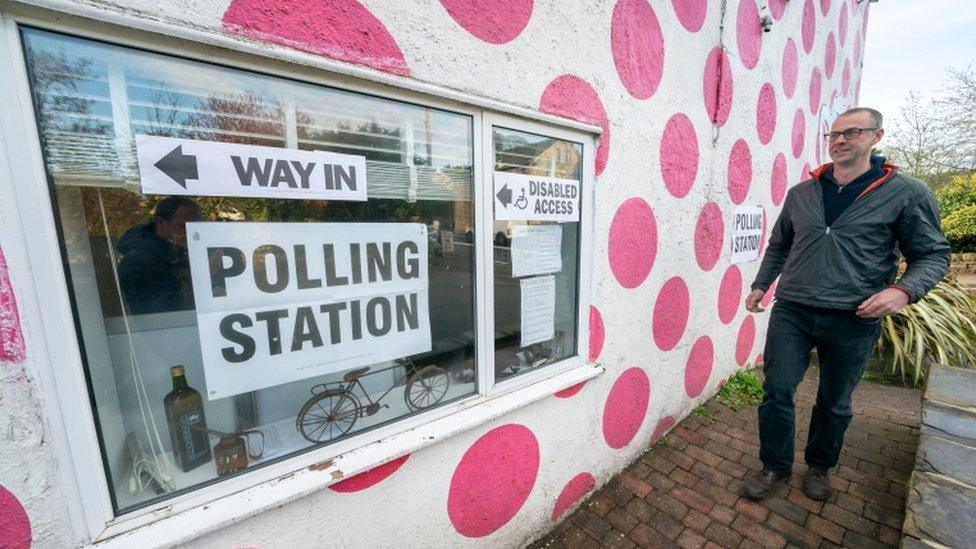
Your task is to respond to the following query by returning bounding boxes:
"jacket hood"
[809,156,898,199]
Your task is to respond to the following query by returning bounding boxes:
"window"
[492,128,582,382]
[16,25,593,521]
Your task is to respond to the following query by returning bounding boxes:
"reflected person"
[118,196,201,314]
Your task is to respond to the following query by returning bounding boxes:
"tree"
[882,91,956,185]
[937,62,976,173]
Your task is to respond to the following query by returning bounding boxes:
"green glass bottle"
[164,365,212,472]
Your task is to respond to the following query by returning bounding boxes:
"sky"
[860,0,976,125]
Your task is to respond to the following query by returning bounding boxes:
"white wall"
[0,0,869,547]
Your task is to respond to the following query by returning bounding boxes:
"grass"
[717,368,765,411]
[655,434,671,447]
[691,404,715,421]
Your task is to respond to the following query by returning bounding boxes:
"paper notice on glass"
[511,225,563,278]
[730,206,764,264]
[520,275,555,347]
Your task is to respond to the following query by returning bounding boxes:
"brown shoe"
[742,469,791,500]
[802,467,833,501]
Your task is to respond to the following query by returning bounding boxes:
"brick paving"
[530,370,921,548]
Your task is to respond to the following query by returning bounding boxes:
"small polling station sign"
[730,206,764,264]
[186,222,430,399]
[136,135,367,202]
[493,172,580,222]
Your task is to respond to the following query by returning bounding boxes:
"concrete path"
[530,370,922,548]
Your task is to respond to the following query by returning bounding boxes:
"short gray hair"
[840,107,883,128]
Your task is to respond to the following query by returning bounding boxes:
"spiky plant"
[878,278,976,385]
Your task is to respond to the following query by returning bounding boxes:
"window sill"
[91,362,604,547]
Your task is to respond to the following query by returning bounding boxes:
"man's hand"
[856,288,911,318]
[745,289,766,313]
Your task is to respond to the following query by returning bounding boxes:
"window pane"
[492,127,581,382]
[21,27,477,513]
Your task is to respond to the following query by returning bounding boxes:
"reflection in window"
[492,127,582,382]
[22,27,477,513]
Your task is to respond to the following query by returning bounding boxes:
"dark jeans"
[758,299,881,473]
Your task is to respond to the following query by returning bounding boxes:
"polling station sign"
[186,222,430,399]
[494,172,580,222]
[136,135,367,202]
[730,206,764,264]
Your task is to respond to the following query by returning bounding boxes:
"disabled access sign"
[493,172,580,222]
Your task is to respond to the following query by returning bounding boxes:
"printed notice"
[730,206,764,264]
[520,275,555,347]
[494,172,580,222]
[137,135,367,202]
[511,225,563,278]
[186,222,430,399]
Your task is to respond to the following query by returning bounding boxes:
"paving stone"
[805,514,844,544]
[648,511,684,539]
[629,523,676,548]
[605,508,639,535]
[624,497,655,523]
[763,496,809,524]
[841,530,888,549]
[620,473,653,498]
[765,513,821,548]
[915,433,976,487]
[600,531,638,549]
[674,529,707,549]
[925,364,976,409]
[731,515,787,548]
[702,521,742,547]
[733,498,769,523]
[680,509,711,533]
[903,472,976,548]
[670,486,713,514]
[572,508,612,541]
[920,403,976,447]
[820,503,879,537]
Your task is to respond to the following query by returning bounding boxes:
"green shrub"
[943,203,976,252]
[936,173,976,217]
[878,278,976,385]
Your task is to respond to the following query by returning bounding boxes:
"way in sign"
[136,134,368,202]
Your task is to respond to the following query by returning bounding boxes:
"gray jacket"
[752,164,950,309]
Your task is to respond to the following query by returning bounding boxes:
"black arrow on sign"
[496,183,513,208]
[154,145,198,189]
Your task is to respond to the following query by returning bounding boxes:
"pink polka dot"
[782,39,798,99]
[671,0,707,32]
[791,108,806,159]
[736,0,762,70]
[330,455,409,492]
[735,315,756,366]
[439,0,533,44]
[684,336,714,398]
[0,247,26,364]
[854,31,862,65]
[800,162,812,183]
[755,354,765,365]
[841,59,851,97]
[862,2,871,35]
[556,382,586,399]
[771,153,787,206]
[809,67,822,115]
[589,305,605,362]
[756,83,777,145]
[718,265,743,325]
[603,367,651,449]
[824,33,837,79]
[801,0,816,54]
[612,0,665,100]
[839,2,849,45]
[650,415,676,443]
[551,473,596,520]
[609,198,657,289]
[820,0,830,16]
[653,277,690,351]
[222,0,410,76]
[703,46,733,126]
[540,75,611,174]
[661,113,699,198]
[727,139,752,205]
[768,0,787,20]
[694,202,724,271]
[448,424,540,537]
[0,485,31,549]
[760,278,777,307]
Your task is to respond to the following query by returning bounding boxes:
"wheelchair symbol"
[514,189,528,210]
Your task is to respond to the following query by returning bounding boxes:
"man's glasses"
[823,127,879,142]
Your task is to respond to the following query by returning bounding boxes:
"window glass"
[21,27,477,513]
[492,127,581,382]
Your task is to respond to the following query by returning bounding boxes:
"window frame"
[0,6,602,544]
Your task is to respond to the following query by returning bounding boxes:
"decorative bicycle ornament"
[296,359,450,443]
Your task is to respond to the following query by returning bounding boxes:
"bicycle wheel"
[405,365,450,411]
[297,390,360,443]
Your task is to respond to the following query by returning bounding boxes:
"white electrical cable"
[96,190,176,484]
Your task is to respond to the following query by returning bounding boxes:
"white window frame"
[0,5,602,546]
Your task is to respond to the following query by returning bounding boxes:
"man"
[741,108,950,501]
[118,196,201,314]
